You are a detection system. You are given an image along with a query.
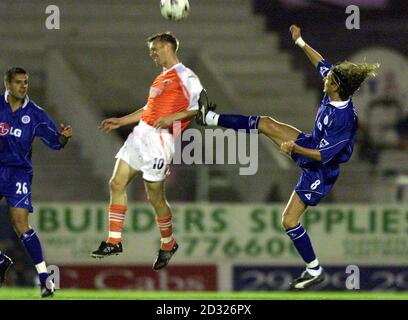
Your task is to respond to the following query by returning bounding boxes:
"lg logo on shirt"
[0,122,22,137]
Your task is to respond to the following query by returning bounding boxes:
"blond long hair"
[331,61,380,100]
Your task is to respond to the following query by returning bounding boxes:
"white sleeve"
[182,71,203,111]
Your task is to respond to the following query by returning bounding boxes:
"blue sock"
[286,224,320,270]
[218,115,260,133]
[20,229,48,284]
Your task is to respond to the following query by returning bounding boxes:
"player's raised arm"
[289,25,324,68]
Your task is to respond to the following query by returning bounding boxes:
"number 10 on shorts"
[153,158,164,170]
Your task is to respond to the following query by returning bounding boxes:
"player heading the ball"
[91,32,207,271]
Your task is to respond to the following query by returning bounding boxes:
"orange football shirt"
[141,63,203,133]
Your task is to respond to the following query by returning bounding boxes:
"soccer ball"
[160,0,190,21]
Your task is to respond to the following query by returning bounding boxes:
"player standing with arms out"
[0,67,73,297]
[91,32,203,271]
[196,25,379,289]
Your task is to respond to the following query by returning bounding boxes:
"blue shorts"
[291,133,339,206]
[0,167,33,212]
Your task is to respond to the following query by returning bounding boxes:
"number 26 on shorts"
[16,182,28,194]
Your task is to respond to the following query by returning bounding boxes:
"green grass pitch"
[0,288,407,300]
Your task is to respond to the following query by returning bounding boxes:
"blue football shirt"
[0,91,63,171]
[294,60,359,168]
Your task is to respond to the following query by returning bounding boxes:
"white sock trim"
[109,231,122,239]
[161,236,173,244]
[306,266,322,277]
[306,258,319,269]
[35,261,47,274]
[206,111,219,126]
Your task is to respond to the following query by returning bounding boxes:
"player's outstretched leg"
[0,251,13,288]
[195,90,301,147]
[195,88,261,132]
[282,192,325,290]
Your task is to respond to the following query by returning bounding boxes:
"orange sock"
[155,212,174,251]
[106,204,127,244]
